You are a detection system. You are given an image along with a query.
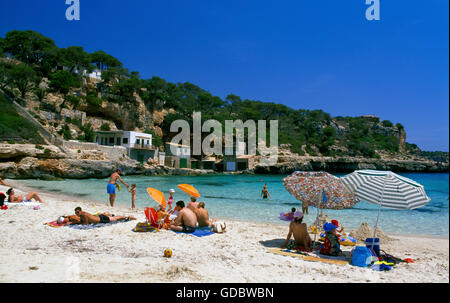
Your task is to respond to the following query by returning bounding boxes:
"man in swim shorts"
[107,168,129,207]
[74,207,135,225]
[170,201,197,233]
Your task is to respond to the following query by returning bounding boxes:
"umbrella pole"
[371,176,387,253]
[313,187,323,250]
[313,205,319,248]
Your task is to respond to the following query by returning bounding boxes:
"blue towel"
[173,227,215,237]
[66,220,126,230]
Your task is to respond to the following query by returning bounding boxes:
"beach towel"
[133,222,159,232]
[5,201,41,207]
[66,220,128,230]
[45,220,69,228]
[173,226,215,237]
[267,247,349,266]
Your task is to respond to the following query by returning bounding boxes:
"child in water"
[302,200,309,215]
[129,184,136,209]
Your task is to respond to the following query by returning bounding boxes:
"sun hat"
[169,189,175,193]
[331,219,339,227]
[323,222,337,232]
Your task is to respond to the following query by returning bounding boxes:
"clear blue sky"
[1,0,448,151]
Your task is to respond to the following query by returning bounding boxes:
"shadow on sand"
[259,238,285,248]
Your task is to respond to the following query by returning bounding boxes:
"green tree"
[3,30,57,65]
[58,46,94,74]
[0,37,4,57]
[8,64,38,98]
[90,50,122,72]
[49,70,81,95]
[100,123,111,131]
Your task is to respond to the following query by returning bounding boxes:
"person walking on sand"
[6,188,44,203]
[261,184,271,199]
[74,207,135,225]
[107,168,129,207]
[128,184,136,209]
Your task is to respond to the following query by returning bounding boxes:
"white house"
[95,130,154,164]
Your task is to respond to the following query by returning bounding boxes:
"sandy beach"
[0,181,448,283]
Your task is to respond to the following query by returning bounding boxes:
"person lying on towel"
[320,223,342,256]
[74,207,135,225]
[57,214,81,225]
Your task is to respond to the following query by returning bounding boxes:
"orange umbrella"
[177,184,200,198]
[146,187,166,208]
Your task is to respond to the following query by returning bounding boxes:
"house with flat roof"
[94,130,155,164]
[164,142,191,168]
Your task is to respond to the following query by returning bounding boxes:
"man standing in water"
[261,184,271,199]
[107,168,129,207]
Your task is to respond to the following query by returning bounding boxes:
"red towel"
[45,221,69,228]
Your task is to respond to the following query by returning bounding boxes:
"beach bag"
[351,246,372,267]
[213,221,226,233]
[133,222,158,232]
[365,238,380,256]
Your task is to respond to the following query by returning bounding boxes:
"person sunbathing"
[194,202,214,228]
[57,215,81,225]
[281,212,312,250]
[6,188,44,203]
[170,201,197,233]
[74,207,135,225]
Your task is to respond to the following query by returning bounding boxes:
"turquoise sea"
[19,173,449,237]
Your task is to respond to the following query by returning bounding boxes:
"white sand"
[0,181,448,283]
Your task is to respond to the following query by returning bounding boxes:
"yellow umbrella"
[146,187,166,208]
[177,184,200,198]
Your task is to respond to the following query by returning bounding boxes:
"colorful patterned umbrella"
[283,171,359,210]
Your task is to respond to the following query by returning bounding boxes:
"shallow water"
[18,172,449,237]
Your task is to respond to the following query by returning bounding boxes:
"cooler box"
[351,246,372,267]
[365,238,380,256]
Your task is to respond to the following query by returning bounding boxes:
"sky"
[0,0,448,151]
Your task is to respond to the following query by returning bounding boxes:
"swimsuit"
[98,214,110,224]
[107,183,116,194]
[182,225,196,233]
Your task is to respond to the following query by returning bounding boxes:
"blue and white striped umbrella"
[341,170,430,210]
[341,170,431,242]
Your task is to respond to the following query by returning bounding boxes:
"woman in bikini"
[6,188,44,203]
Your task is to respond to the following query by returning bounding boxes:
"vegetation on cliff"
[0,94,44,144]
[0,30,446,162]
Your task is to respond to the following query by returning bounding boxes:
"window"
[123,138,128,144]
[136,139,141,145]
[109,137,114,144]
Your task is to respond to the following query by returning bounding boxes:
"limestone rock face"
[253,146,449,174]
[0,144,66,160]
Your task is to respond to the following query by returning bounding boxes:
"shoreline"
[4,179,449,240]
